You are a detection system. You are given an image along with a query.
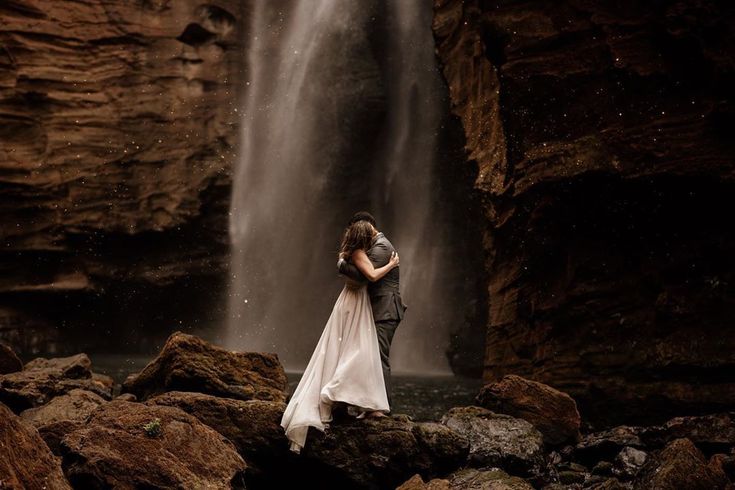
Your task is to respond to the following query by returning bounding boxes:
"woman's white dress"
[280,281,389,453]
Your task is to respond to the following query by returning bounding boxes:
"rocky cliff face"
[0,1,248,354]
[433,0,735,426]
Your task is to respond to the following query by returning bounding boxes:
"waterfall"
[227,0,453,374]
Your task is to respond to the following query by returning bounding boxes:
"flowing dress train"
[280,282,389,453]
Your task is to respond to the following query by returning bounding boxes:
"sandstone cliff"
[433,0,735,426]
[0,1,248,353]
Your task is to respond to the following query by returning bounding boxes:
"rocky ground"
[2,334,734,489]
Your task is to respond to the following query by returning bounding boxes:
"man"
[337,211,407,411]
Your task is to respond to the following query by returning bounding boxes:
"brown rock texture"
[0,353,112,412]
[60,399,247,489]
[122,331,288,403]
[301,414,469,489]
[634,438,728,490]
[0,0,249,355]
[476,374,581,445]
[146,390,288,465]
[0,341,22,374]
[433,0,735,425]
[0,401,71,490]
[20,388,107,454]
[440,406,545,476]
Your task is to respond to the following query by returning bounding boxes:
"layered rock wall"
[433,0,735,426]
[0,0,249,353]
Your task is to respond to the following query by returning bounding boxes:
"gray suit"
[337,232,407,409]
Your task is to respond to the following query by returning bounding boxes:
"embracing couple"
[280,211,407,453]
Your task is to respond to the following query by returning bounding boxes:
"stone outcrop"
[20,388,107,454]
[398,468,534,490]
[476,375,581,445]
[0,0,248,355]
[0,353,112,412]
[60,399,247,488]
[634,438,728,490]
[441,406,545,476]
[122,331,288,403]
[642,412,735,452]
[433,0,735,426]
[301,414,469,489]
[0,401,71,490]
[146,391,288,473]
[0,341,22,374]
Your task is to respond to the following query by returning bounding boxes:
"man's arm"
[337,256,368,283]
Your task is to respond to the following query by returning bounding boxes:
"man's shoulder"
[369,232,394,254]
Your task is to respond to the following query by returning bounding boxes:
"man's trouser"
[375,318,400,410]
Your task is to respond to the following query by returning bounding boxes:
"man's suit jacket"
[338,232,407,323]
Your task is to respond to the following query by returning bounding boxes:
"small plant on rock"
[143,417,162,438]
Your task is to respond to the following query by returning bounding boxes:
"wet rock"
[60,400,246,488]
[586,478,630,490]
[642,412,735,452]
[301,414,468,489]
[709,453,735,483]
[612,447,647,481]
[557,469,586,485]
[146,391,288,471]
[0,402,71,489]
[476,375,581,446]
[634,438,728,490]
[122,332,287,403]
[0,353,112,412]
[399,468,534,490]
[592,461,614,476]
[441,406,545,476]
[20,388,107,454]
[115,392,137,402]
[574,426,646,465]
[449,468,534,489]
[0,342,22,375]
[397,474,451,490]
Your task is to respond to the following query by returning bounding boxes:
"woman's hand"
[389,251,400,268]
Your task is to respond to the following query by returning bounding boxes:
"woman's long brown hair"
[339,221,374,259]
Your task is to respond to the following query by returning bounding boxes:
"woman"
[280,220,400,454]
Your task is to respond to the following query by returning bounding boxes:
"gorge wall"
[0,0,248,354]
[433,0,735,427]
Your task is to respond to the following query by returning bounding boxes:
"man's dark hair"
[348,211,376,227]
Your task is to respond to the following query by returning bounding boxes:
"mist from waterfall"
[226,0,453,374]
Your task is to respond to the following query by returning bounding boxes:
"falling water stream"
[226,0,453,374]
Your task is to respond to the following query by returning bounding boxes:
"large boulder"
[398,468,534,490]
[0,402,71,489]
[441,406,545,476]
[642,412,735,452]
[0,353,112,412]
[20,388,107,454]
[0,342,22,375]
[122,332,287,403]
[301,414,469,489]
[634,438,729,490]
[476,375,581,446]
[574,426,646,466]
[60,399,247,489]
[146,391,288,467]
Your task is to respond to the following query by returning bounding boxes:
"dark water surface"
[90,355,482,421]
[286,372,483,422]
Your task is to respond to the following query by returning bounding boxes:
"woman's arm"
[352,249,399,282]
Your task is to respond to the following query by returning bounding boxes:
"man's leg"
[375,319,399,410]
